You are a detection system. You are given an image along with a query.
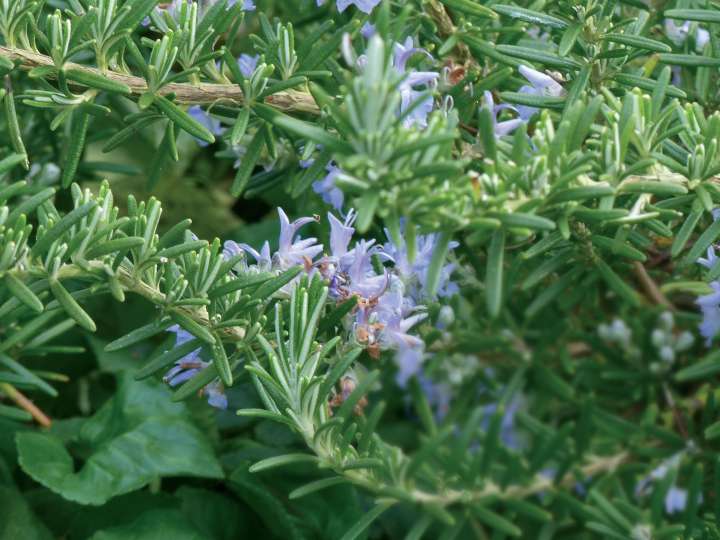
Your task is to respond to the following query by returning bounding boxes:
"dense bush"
[1,0,720,538]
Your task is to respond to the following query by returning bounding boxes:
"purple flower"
[516,65,564,121]
[481,394,525,450]
[665,20,709,51]
[382,227,458,301]
[274,208,323,269]
[163,326,227,409]
[238,53,259,78]
[223,239,272,271]
[327,211,357,267]
[418,374,452,419]
[361,22,376,39]
[188,106,224,146]
[392,38,439,128]
[374,290,427,385]
[312,164,344,211]
[483,91,524,138]
[207,0,255,10]
[664,486,688,514]
[204,380,228,409]
[635,454,701,515]
[696,281,720,346]
[316,0,381,14]
[342,240,383,299]
[698,246,718,269]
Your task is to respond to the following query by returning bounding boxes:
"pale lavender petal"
[664,487,687,514]
[238,53,259,78]
[361,22,376,39]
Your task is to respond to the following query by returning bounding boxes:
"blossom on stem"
[187,106,224,147]
[316,0,381,14]
[382,225,458,302]
[163,326,227,409]
[312,163,344,210]
[665,20,709,51]
[274,208,323,269]
[516,65,564,121]
[696,235,720,346]
[223,239,272,271]
[696,281,720,346]
[238,53,260,78]
[482,91,524,138]
[392,38,439,128]
[635,453,701,515]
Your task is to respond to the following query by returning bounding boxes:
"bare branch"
[0,45,319,113]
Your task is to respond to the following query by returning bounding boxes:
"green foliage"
[17,375,223,505]
[1,0,720,538]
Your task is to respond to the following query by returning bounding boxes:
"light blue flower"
[163,326,227,409]
[361,22,376,39]
[482,91,524,138]
[327,211,357,268]
[698,245,718,269]
[696,281,720,346]
[481,394,525,450]
[392,38,439,128]
[238,53,259,78]
[275,208,323,269]
[418,374,452,419]
[316,0,381,14]
[516,65,564,121]
[312,163,344,210]
[187,106,224,146]
[223,239,272,271]
[208,0,256,10]
[346,239,386,299]
[382,226,459,301]
[664,486,688,514]
[665,19,709,51]
[368,289,427,386]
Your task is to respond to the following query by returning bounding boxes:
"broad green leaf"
[0,486,53,540]
[89,509,206,540]
[16,377,223,505]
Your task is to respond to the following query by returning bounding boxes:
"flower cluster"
[222,209,457,387]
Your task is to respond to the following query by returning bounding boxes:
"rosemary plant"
[1,0,720,538]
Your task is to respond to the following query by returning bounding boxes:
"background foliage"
[1,0,720,538]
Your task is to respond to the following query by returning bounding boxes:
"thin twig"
[0,45,319,112]
[425,0,472,64]
[632,261,674,309]
[0,382,52,427]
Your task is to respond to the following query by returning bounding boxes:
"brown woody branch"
[0,45,319,113]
